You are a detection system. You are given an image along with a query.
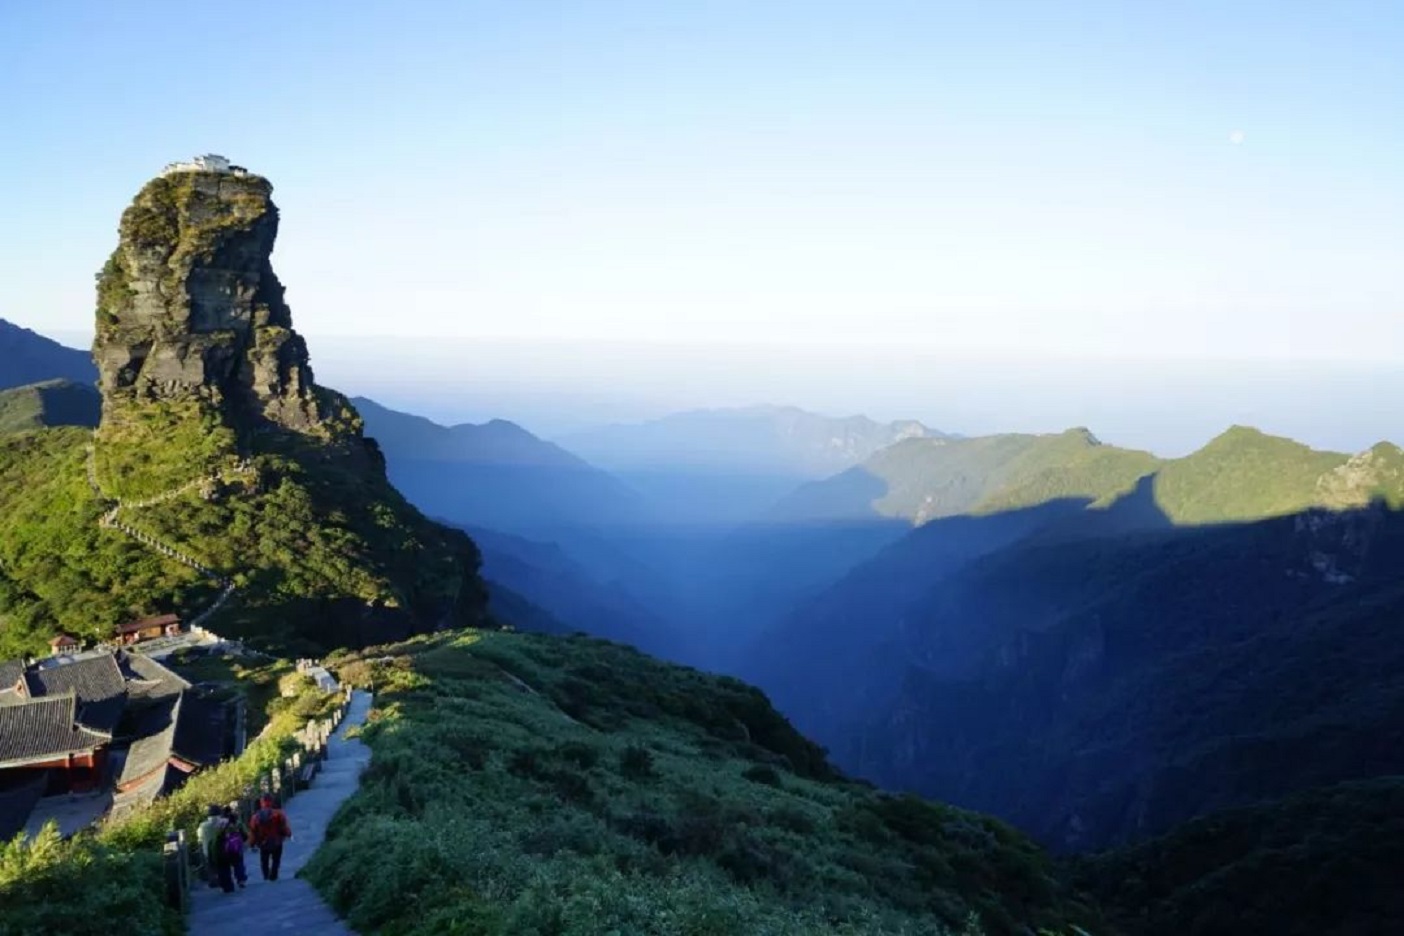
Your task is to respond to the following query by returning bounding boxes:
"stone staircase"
[86,440,243,629]
[187,690,373,935]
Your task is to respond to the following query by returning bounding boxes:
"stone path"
[86,440,246,628]
[187,690,373,935]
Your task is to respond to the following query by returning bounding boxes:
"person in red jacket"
[249,795,292,881]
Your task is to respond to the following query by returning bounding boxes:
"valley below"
[1,158,1401,936]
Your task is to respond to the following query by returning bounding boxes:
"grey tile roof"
[173,695,226,767]
[118,696,181,790]
[0,659,23,693]
[117,692,224,788]
[117,652,191,700]
[0,696,107,768]
[25,655,127,735]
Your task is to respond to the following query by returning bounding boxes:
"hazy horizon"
[5,2,1401,461]
[31,321,1400,459]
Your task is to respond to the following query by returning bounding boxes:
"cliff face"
[13,161,493,653]
[95,170,346,438]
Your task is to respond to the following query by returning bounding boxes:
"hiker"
[203,809,236,893]
[249,794,292,881]
[220,805,250,890]
[195,804,224,888]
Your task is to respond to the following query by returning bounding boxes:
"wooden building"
[114,614,181,646]
[0,695,110,794]
[48,634,79,654]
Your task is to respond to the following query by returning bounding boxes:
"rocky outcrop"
[94,169,351,438]
[1315,442,1404,510]
[61,160,491,649]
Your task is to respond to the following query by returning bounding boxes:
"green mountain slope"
[780,426,1375,529]
[1153,425,1350,523]
[307,630,1101,935]
[0,379,100,434]
[1075,777,1404,935]
[354,396,646,535]
[0,163,491,657]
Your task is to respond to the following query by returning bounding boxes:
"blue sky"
[2,1,1401,451]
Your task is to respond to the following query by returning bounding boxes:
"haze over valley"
[3,2,1404,934]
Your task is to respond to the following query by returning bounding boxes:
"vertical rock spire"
[94,163,353,438]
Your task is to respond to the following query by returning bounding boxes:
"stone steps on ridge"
[186,690,372,935]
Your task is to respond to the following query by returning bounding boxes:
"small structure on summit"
[160,153,248,176]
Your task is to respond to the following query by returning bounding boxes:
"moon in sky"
[1229,130,1246,145]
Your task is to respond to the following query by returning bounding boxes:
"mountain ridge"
[353,395,647,537]
[778,423,1397,529]
[0,379,101,434]
[559,405,947,478]
[0,318,98,392]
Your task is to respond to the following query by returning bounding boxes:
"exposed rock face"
[94,169,348,437]
[1315,443,1404,509]
[71,161,489,649]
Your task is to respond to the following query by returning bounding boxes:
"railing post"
[164,829,189,913]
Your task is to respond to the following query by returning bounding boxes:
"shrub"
[743,764,782,787]
[556,741,600,770]
[619,744,655,780]
[301,632,1098,935]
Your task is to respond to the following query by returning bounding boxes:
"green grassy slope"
[974,430,1160,515]
[0,428,208,659]
[0,380,100,434]
[844,428,1160,524]
[306,631,1102,935]
[0,425,487,658]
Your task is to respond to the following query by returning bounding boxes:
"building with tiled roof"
[117,651,192,701]
[114,613,181,645]
[0,648,235,821]
[0,695,109,791]
[113,692,227,813]
[23,654,127,736]
[0,659,24,703]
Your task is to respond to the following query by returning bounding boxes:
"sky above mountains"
[3,1,1401,453]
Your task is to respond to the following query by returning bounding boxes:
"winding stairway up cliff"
[0,159,490,656]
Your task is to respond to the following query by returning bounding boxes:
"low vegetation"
[0,667,342,936]
[1073,776,1404,935]
[0,421,485,658]
[0,427,211,659]
[305,631,1101,935]
[0,380,99,435]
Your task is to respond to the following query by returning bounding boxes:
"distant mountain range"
[558,405,947,525]
[561,404,944,477]
[774,425,1399,527]
[0,318,96,391]
[353,397,645,536]
[462,524,669,650]
[746,425,1404,852]
[353,398,690,655]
